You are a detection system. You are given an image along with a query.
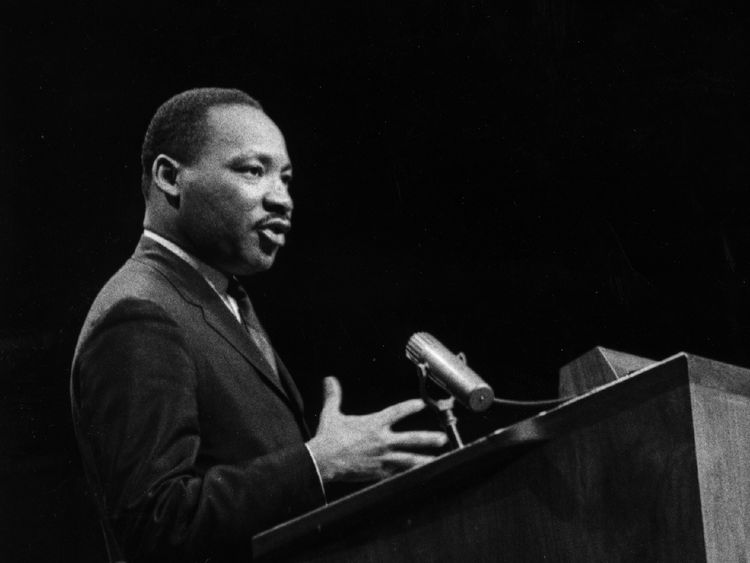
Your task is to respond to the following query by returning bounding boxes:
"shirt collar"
[143,229,231,295]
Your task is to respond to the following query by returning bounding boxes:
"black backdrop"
[2,1,749,560]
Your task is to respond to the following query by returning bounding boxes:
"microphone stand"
[415,362,464,449]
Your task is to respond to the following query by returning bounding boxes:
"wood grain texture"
[253,354,721,562]
[686,355,750,562]
[558,346,655,397]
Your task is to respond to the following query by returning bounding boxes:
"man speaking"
[70,88,447,562]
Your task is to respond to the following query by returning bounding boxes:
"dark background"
[1,1,748,560]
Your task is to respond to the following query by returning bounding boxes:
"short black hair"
[140,87,263,197]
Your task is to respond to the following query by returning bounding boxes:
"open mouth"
[258,227,286,246]
[257,219,291,247]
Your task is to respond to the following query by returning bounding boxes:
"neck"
[143,209,192,257]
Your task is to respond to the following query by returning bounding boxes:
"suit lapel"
[275,353,309,433]
[132,237,298,410]
[200,301,289,396]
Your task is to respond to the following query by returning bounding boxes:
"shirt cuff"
[304,442,328,505]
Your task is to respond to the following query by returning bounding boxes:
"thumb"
[320,376,343,418]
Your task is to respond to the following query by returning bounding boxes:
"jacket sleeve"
[72,298,324,562]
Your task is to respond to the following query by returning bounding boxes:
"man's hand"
[306,376,448,483]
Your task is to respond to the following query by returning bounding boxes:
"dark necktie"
[226,278,279,380]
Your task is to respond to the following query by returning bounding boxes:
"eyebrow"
[228,153,293,173]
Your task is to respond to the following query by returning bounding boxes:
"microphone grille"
[405,332,437,363]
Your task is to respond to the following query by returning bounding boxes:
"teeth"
[259,228,285,246]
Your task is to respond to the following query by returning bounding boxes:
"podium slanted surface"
[253,349,750,562]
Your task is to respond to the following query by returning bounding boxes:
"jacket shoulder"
[75,258,192,353]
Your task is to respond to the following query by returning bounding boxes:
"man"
[70,88,447,562]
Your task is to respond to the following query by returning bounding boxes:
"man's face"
[176,104,293,275]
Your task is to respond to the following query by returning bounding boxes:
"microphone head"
[406,332,494,412]
[405,332,431,365]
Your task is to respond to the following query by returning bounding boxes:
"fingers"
[320,376,342,417]
[376,398,426,425]
[388,430,448,450]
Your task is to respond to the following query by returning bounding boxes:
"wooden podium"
[252,349,750,562]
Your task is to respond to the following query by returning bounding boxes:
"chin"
[234,253,277,276]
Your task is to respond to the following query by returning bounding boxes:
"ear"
[151,154,183,200]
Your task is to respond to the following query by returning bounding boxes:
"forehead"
[200,104,289,161]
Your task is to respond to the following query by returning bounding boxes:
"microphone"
[406,332,495,412]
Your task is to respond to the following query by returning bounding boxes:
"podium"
[252,349,750,562]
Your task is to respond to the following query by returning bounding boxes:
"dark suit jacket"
[70,236,325,562]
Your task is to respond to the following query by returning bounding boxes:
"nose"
[264,179,293,216]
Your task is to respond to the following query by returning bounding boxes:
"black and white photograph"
[2,2,749,561]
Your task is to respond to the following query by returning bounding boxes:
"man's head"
[142,88,294,276]
[141,88,263,196]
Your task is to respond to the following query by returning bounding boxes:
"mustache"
[255,216,292,233]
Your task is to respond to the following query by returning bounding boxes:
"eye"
[236,164,264,177]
